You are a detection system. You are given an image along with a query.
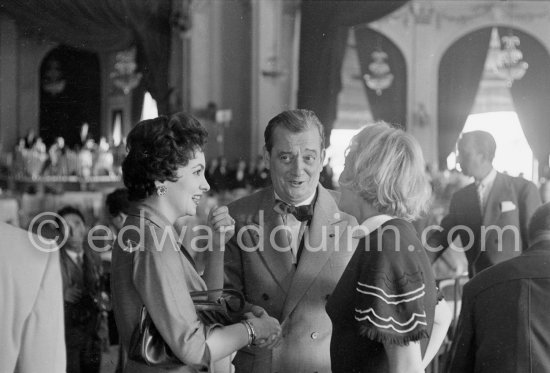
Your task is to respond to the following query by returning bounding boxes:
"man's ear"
[320,148,326,165]
[263,146,271,170]
[114,213,127,228]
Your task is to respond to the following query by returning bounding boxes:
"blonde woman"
[326,122,451,373]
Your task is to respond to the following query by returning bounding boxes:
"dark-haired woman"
[111,113,281,373]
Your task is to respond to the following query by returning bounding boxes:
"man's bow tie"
[274,200,314,222]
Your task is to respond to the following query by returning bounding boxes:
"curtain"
[355,27,406,127]
[131,81,147,126]
[0,0,171,114]
[297,0,407,144]
[508,27,550,173]
[437,28,491,169]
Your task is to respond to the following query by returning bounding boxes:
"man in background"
[57,206,107,373]
[104,188,131,372]
[449,202,550,372]
[0,221,66,373]
[105,188,130,234]
[427,131,541,277]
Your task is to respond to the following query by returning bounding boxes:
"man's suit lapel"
[483,173,513,226]
[253,189,295,292]
[281,186,347,320]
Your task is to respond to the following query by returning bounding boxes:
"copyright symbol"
[27,212,69,253]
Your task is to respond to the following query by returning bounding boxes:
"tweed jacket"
[224,185,358,373]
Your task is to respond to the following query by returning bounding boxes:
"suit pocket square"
[500,201,516,212]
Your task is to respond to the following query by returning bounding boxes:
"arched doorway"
[40,46,100,148]
[438,26,550,179]
[329,27,406,182]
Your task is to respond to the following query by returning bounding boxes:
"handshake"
[242,305,282,349]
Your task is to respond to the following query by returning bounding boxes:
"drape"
[355,27,406,127]
[0,0,171,114]
[297,0,407,145]
[437,28,491,169]
[508,28,550,172]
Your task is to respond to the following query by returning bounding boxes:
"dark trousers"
[66,328,101,373]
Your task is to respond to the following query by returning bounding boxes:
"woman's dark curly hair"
[122,112,208,201]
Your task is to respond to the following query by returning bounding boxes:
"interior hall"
[1,1,550,373]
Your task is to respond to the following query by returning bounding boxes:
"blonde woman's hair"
[339,121,431,220]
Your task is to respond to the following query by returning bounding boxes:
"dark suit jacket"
[60,247,104,346]
[449,238,550,373]
[225,185,357,373]
[427,172,541,277]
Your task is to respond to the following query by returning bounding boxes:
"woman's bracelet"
[240,319,256,346]
[241,320,253,346]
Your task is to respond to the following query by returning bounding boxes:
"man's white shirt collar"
[66,249,83,265]
[478,168,497,189]
[274,191,316,207]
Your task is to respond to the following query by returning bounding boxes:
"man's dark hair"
[57,205,85,223]
[528,202,550,244]
[105,188,130,217]
[54,205,85,241]
[264,109,325,153]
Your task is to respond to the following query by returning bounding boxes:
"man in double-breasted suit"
[427,131,541,277]
[0,221,66,373]
[225,110,357,373]
[449,202,550,372]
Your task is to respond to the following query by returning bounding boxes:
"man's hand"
[245,307,282,349]
[64,285,82,303]
[207,206,235,249]
[249,305,267,317]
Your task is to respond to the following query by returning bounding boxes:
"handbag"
[128,288,246,368]
[190,289,245,326]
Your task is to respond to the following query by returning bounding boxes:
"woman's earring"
[156,184,167,196]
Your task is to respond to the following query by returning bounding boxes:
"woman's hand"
[245,311,282,349]
[207,206,235,249]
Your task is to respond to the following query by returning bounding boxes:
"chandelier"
[110,47,143,95]
[363,49,394,96]
[491,28,528,87]
[42,58,66,96]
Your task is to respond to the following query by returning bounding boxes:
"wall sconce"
[363,50,394,96]
[413,103,430,128]
[493,28,528,87]
[261,56,287,79]
[42,58,66,96]
[110,47,142,95]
